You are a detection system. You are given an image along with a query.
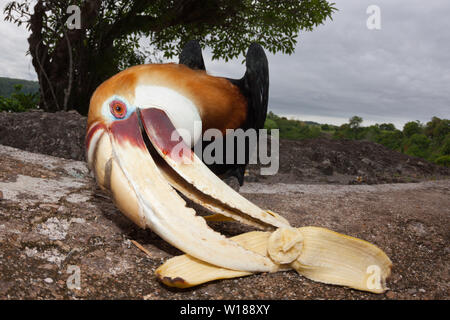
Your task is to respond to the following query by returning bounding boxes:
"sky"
[1,0,449,129]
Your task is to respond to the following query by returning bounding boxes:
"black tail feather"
[179,40,206,71]
[221,43,269,185]
[232,43,269,131]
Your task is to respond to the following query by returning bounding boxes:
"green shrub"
[364,125,382,142]
[435,155,450,167]
[375,130,404,151]
[424,117,450,142]
[379,123,396,131]
[403,121,423,138]
[264,112,322,140]
[404,134,431,158]
[0,84,39,112]
[441,134,450,156]
[264,118,278,131]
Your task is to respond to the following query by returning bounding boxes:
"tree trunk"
[27,0,104,115]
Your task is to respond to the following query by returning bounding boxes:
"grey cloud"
[206,0,450,128]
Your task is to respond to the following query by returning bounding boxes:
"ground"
[0,111,449,299]
[0,147,449,300]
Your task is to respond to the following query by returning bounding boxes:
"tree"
[348,115,363,139]
[403,121,422,138]
[440,133,450,156]
[348,116,363,129]
[379,123,395,131]
[404,133,431,159]
[364,124,381,142]
[375,130,403,151]
[4,0,336,115]
[424,117,450,143]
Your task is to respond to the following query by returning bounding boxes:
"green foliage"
[149,0,337,61]
[348,116,362,129]
[425,117,450,144]
[435,155,450,167]
[333,123,350,139]
[0,77,39,97]
[375,130,403,151]
[320,123,334,131]
[441,134,450,156]
[379,123,396,131]
[363,125,381,142]
[264,111,321,140]
[264,118,278,131]
[0,84,40,112]
[332,116,367,140]
[404,134,431,159]
[403,121,423,138]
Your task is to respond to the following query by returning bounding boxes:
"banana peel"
[156,226,392,293]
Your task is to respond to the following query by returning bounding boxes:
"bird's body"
[85,42,392,287]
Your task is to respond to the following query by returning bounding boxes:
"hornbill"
[85,41,392,289]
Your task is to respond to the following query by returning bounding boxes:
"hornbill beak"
[86,105,288,272]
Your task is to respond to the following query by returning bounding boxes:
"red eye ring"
[110,100,127,119]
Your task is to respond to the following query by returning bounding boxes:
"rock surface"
[0,110,86,161]
[0,144,448,299]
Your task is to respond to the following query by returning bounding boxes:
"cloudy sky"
[1,0,449,129]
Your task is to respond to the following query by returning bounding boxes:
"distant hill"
[0,77,39,97]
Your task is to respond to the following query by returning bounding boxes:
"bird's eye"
[110,100,127,119]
